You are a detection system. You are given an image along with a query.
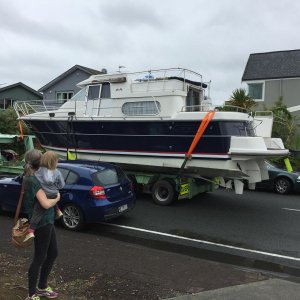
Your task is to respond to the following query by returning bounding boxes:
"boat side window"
[122,101,161,116]
[88,85,100,100]
[221,121,255,136]
[100,83,111,98]
[245,121,255,136]
[186,88,200,111]
[174,122,220,135]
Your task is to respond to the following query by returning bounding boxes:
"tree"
[226,88,256,110]
[0,108,20,134]
[270,97,300,150]
[0,107,32,156]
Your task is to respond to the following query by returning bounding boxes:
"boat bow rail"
[14,100,62,118]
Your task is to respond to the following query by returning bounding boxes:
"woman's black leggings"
[28,224,58,296]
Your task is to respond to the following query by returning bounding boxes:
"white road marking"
[282,208,300,212]
[102,222,300,262]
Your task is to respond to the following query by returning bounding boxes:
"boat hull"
[24,118,288,182]
[42,145,246,178]
[24,119,240,158]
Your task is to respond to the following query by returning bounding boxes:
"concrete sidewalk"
[168,279,300,300]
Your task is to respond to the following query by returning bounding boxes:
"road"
[2,186,300,273]
[94,188,300,270]
[1,187,300,299]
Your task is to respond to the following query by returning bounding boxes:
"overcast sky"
[1,0,299,104]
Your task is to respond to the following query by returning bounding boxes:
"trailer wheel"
[152,179,177,205]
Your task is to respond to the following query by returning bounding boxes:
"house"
[39,65,106,103]
[242,49,300,112]
[0,82,42,110]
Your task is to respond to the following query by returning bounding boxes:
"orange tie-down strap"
[186,111,216,159]
[19,121,24,141]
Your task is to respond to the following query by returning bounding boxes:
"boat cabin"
[67,68,212,118]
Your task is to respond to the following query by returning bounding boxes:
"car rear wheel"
[151,179,177,205]
[61,204,85,231]
[274,177,292,194]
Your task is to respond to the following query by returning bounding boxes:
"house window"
[56,92,74,103]
[0,98,13,110]
[122,101,161,116]
[248,83,263,100]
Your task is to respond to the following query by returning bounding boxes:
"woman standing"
[23,150,60,300]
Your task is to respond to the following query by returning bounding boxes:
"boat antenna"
[118,66,126,73]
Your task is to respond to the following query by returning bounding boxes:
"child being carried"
[24,151,65,242]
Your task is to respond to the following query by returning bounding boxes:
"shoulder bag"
[11,182,33,248]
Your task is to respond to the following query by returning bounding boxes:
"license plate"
[118,204,128,212]
[180,183,189,196]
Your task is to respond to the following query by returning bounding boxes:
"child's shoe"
[56,209,63,219]
[25,294,40,300]
[23,229,35,242]
[36,286,58,298]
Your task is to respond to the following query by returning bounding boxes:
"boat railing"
[14,98,165,119]
[214,105,251,114]
[85,96,162,118]
[128,67,203,82]
[180,104,250,113]
[181,104,213,112]
[129,67,209,93]
[14,100,62,118]
[254,111,273,117]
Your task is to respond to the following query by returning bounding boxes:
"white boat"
[14,68,288,193]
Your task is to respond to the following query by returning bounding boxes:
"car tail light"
[89,186,106,200]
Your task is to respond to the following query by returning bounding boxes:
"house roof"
[0,82,42,98]
[242,49,300,81]
[39,65,105,92]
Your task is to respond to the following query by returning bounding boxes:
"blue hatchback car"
[0,160,135,230]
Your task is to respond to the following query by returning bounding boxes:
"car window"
[65,170,79,185]
[57,167,79,185]
[92,168,120,186]
[57,167,70,181]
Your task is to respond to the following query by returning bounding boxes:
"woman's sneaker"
[25,294,40,300]
[36,286,58,298]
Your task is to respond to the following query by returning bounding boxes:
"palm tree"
[226,88,256,110]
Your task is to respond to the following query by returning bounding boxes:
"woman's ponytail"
[24,150,42,176]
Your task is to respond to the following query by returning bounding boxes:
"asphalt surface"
[122,189,300,254]
[1,212,300,299]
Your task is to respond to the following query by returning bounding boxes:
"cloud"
[97,0,165,28]
[1,0,300,102]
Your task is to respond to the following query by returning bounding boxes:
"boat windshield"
[70,88,86,101]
